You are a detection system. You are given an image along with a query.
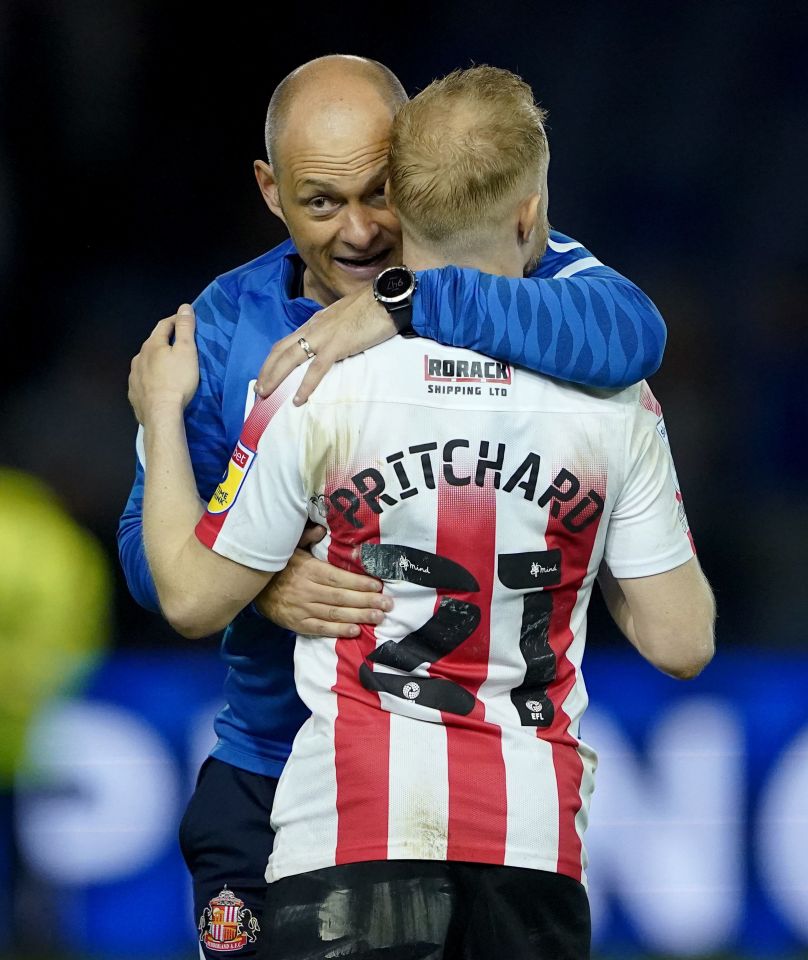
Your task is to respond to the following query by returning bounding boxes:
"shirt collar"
[279,245,322,329]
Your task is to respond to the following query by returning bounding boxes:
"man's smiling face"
[260,81,402,306]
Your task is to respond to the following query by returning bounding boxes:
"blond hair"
[389,66,549,248]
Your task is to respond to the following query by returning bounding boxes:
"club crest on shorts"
[198,885,259,952]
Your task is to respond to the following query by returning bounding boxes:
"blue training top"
[118,231,666,777]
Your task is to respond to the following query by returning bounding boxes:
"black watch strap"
[389,301,413,329]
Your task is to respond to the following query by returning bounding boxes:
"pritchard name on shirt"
[324,438,605,533]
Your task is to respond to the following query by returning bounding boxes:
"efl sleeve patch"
[206,442,256,515]
[196,441,257,549]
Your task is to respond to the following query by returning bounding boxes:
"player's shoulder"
[313,335,638,416]
[212,238,297,301]
[513,366,642,416]
[306,335,429,405]
[242,363,309,446]
[633,380,669,431]
[192,239,298,349]
[597,380,668,442]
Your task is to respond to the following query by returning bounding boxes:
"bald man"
[123,55,668,957]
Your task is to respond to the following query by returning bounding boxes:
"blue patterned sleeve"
[409,232,666,388]
[117,451,159,610]
[117,281,239,611]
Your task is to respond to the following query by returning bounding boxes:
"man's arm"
[118,454,160,610]
[140,373,387,637]
[254,231,665,402]
[599,559,715,679]
[128,307,212,630]
[602,384,714,678]
[129,306,276,636]
[121,292,390,634]
[143,391,271,638]
[118,285,233,613]
[411,233,666,388]
[179,375,321,639]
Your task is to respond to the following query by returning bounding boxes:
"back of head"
[388,66,549,252]
[265,54,408,170]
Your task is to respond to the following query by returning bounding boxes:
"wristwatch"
[372,265,418,324]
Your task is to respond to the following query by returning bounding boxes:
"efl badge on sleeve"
[198,885,259,953]
[207,443,255,515]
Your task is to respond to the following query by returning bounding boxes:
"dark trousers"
[179,757,278,959]
[261,858,591,960]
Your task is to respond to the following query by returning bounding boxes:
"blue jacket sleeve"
[409,231,666,388]
[117,281,239,612]
[118,448,159,610]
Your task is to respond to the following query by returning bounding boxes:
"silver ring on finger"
[298,336,316,360]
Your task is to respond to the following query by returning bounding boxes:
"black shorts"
[179,757,278,959]
[260,859,590,960]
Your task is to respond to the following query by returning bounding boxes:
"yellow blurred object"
[0,469,110,786]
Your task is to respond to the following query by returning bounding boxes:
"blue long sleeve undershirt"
[410,262,665,389]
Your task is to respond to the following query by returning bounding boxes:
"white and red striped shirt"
[196,335,694,886]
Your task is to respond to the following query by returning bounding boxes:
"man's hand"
[254,546,393,638]
[129,304,199,423]
[254,286,404,404]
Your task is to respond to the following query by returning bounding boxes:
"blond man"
[139,67,713,959]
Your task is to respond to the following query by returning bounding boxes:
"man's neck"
[402,238,525,278]
[301,268,334,307]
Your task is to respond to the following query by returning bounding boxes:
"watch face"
[375,266,414,303]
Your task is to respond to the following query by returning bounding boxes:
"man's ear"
[254,160,286,225]
[517,192,541,246]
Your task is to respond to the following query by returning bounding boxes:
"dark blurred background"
[0,1,806,958]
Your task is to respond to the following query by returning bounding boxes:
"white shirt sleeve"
[603,393,696,578]
[195,370,311,572]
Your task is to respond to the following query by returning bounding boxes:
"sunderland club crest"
[199,886,259,953]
